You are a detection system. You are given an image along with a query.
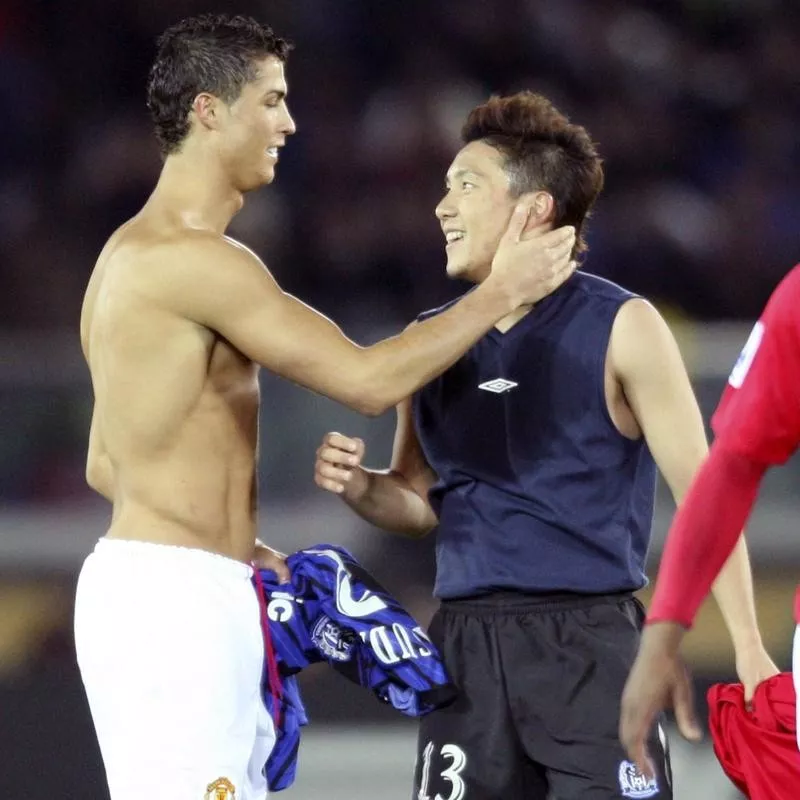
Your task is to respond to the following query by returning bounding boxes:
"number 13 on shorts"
[417,741,468,800]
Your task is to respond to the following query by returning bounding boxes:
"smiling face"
[214,55,296,191]
[435,140,519,284]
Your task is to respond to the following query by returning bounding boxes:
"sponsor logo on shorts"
[478,377,518,394]
[311,614,355,661]
[618,760,659,798]
[205,777,236,799]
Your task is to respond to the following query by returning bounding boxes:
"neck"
[147,146,245,235]
[467,268,533,332]
[494,304,533,333]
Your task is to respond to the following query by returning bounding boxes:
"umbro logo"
[478,378,518,394]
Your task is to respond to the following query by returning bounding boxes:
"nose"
[435,193,455,221]
[282,105,297,136]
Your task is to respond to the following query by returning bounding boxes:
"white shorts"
[74,538,275,800]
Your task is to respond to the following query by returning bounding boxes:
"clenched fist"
[314,431,367,499]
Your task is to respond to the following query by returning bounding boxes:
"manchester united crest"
[205,777,236,799]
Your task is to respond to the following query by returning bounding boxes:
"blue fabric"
[256,544,456,791]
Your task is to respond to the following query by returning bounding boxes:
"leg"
[503,595,672,800]
[413,604,547,800]
[244,695,278,796]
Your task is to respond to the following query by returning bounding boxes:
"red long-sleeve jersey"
[648,265,800,627]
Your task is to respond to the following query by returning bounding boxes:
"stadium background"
[1,0,798,796]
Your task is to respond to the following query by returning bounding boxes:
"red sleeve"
[647,265,800,628]
[647,442,767,628]
[712,266,800,465]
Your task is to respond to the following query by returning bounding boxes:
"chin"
[446,260,482,284]
[238,172,274,194]
[445,259,467,279]
[254,160,277,186]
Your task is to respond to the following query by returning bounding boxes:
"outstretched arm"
[160,215,575,416]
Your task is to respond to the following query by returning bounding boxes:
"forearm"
[710,534,764,651]
[343,468,437,538]
[648,442,766,628]
[359,281,512,414]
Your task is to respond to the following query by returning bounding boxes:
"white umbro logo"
[478,378,518,394]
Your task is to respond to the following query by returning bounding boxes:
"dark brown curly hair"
[146,14,292,156]
[463,92,604,259]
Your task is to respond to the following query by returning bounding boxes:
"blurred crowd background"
[1,0,798,797]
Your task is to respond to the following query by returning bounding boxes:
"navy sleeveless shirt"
[413,272,657,599]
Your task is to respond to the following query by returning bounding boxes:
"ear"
[514,190,555,233]
[191,92,224,132]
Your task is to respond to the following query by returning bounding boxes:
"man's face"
[435,140,517,283]
[218,55,296,191]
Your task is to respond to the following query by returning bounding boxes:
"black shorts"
[413,592,672,800]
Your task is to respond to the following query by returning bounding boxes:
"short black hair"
[146,13,292,156]
[463,92,604,259]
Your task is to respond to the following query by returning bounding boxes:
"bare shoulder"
[82,219,285,357]
[140,230,286,335]
[145,229,267,280]
[182,230,266,267]
[614,296,662,328]
[126,229,273,304]
[612,297,671,342]
[610,297,682,376]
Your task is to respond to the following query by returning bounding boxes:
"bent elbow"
[336,393,386,417]
[357,398,392,417]
[348,381,394,417]
[405,521,436,540]
[398,499,438,540]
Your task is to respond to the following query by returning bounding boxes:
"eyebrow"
[445,168,481,187]
[263,89,287,101]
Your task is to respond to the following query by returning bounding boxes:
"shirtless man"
[73,14,577,800]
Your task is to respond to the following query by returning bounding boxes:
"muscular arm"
[340,398,438,537]
[612,299,765,651]
[161,231,562,416]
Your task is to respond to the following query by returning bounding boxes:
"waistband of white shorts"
[93,537,254,580]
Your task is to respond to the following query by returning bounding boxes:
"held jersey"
[254,544,456,790]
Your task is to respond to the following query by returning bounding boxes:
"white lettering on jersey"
[305,549,388,618]
[728,321,764,389]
